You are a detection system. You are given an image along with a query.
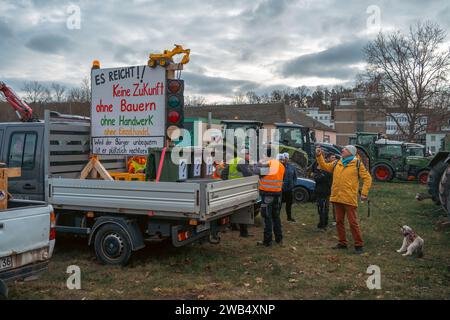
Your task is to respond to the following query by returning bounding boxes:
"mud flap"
[0,279,7,299]
[230,206,255,225]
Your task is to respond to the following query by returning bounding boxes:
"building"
[185,102,336,144]
[298,107,334,129]
[334,98,386,146]
[385,113,427,143]
[425,116,450,153]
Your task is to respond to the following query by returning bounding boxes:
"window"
[431,135,436,142]
[377,144,402,159]
[431,146,436,152]
[323,135,330,143]
[8,132,37,169]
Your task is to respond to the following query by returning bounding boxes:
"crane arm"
[0,81,37,122]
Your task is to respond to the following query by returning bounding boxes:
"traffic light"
[166,79,184,132]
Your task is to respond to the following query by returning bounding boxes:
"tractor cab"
[274,123,316,162]
[221,120,310,176]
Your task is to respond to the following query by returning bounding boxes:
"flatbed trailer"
[44,111,258,265]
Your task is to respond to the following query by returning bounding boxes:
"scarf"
[341,155,355,167]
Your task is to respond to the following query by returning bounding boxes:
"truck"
[0,111,259,266]
[352,132,430,184]
[0,199,55,298]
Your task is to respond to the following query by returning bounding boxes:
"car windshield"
[278,127,304,149]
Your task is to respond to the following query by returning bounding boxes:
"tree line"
[18,77,91,104]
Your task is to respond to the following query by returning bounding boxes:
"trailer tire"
[428,160,446,204]
[438,164,450,218]
[371,163,394,182]
[94,224,132,266]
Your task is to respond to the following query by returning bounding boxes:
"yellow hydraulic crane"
[148,44,190,68]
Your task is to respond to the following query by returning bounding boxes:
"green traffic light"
[168,95,180,108]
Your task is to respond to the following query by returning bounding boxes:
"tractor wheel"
[428,160,446,205]
[438,164,450,219]
[371,164,394,182]
[417,170,429,185]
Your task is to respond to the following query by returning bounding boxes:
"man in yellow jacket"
[316,145,372,254]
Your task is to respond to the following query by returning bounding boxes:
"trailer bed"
[47,176,259,221]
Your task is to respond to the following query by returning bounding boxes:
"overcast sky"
[1,0,449,103]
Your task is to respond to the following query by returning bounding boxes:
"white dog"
[397,225,424,257]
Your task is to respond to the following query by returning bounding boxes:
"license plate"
[0,256,12,271]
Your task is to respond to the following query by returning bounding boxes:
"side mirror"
[310,131,316,142]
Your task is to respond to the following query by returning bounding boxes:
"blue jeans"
[261,193,282,244]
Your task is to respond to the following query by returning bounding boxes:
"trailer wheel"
[417,170,429,185]
[438,164,450,218]
[293,186,310,203]
[94,224,132,266]
[428,160,446,204]
[371,164,393,182]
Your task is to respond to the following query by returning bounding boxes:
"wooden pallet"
[0,166,21,210]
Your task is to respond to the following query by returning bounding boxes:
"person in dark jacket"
[313,156,333,229]
[281,153,297,222]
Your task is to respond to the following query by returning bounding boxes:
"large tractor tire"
[428,160,446,204]
[438,164,450,219]
[371,163,394,182]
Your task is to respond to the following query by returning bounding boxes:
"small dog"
[396,225,424,257]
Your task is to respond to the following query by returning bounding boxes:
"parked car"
[293,178,316,203]
[0,199,55,298]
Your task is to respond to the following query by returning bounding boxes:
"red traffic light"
[168,110,181,123]
[168,80,182,93]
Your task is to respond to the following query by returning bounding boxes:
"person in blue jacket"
[281,152,297,222]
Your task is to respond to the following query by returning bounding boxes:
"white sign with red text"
[91,65,166,155]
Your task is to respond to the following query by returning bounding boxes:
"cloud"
[183,72,258,95]
[0,19,13,38]
[278,39,367,79]
[0,0,448,103]
[25,33,73,54]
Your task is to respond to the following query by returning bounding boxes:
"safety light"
[92,60,101,69]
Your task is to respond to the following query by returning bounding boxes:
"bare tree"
[232,92,247,104]
[245,91,262,104]
[22,81,51,104]
[67,77,91,103]
[185,95,207,107]
[50,83,66,102]
[363,21,450,141]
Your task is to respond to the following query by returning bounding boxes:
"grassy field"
[9,182,450,300]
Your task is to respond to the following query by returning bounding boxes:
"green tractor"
[353,132,430,184]
[221,120,315,176]
[427,134,450,219]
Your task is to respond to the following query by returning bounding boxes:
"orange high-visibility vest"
[259,159,285,193]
